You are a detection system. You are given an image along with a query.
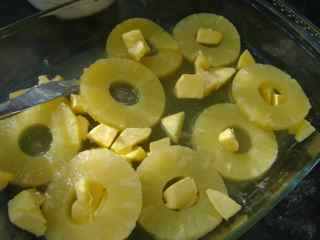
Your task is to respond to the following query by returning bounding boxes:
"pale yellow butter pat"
[149,137,171,153]
[164,177,198,210]
[0,170,14,190]
[8,189,47,237]
[218,128,239,152]
[161,112,185,143]
[125,147,147,162]
[194,51,210,73]
[111,128,152,154]
[289,119,315,142]
[122,29,151,61]
[196,28,223,45]
[88,124,119,148]
[70,94,87,114]
[206,189,241,220]
[76,115,89,140]
[237,49,255,69]
[175,74,205,99]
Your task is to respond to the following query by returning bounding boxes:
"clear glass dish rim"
[0,1,320,240]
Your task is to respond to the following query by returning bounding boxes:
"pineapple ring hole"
[19,124,53,157]
[258,84,286,106]
[229,126,252,153]
[162,176,199,210]
[109,82,139,105]
[145,39,159,56]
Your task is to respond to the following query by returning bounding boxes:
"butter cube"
[125,147,147,163]
[38,75,50,85]
[0,170,14,190]
[70,94,87,114]
[88,124,119,148]
[8,189,47,236]
[175,74,205,99]
[164,177,198,210]
[161,112,185,143]
[196,28,223,45]
[111,128,152,154]
[195,51,210,73]
[9,88,28,99]
[237,49,255,69]
[206,189,241,220]
[122,29,151,61]
[289,120,315,142]
[76,115,89,140]
[149,137,171,152]
[218,128,239,152]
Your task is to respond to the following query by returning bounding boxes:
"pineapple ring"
[0,101,81,187]
[43,149,142,240]
[80,58,165,129]
[173,13,241,67]
[137,145,227,240]
[106,18,183,78]
[232,64,311,130]
[192,103,278,181]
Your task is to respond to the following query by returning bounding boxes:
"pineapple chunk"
[8,189,47,236]
[76,115,89,140]
[259,86,273,105]
[175,74,205,99]
[149,137,171,152]
[195,51,210,73]
[72,179,105,224]
[199,67,236,96]
[163,177,198,210]
[237,49,255,69]
[196,28,223,45]
[206,189,241,220]
[38,75,50,85]
[52,75,64,82]
[272,94,286,106]
[70,94,87,114]
[289,120,315,142]
[122,29,151,61]
[0,170,14,190]
[218,128,239,152]
[125,147,147,163]
[9,88,28,99]
[111,128,152,154]
[88,124,119,148]
[161,112,185,143]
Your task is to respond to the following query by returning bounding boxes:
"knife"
[0,79,80,120]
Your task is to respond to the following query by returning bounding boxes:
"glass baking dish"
[0,0,320,239]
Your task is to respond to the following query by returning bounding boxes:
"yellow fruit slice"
[137,145,227,240]
[0,170,14,190]
[87,124,119,148]
[8,189,47,237]
[232,64,311,130]
[289,119,316,142]
[43,149,142,240]
[80,58,165,129]
[173,13,241,67]
[124,147,147,163]
[149,137,171,152]
[206,189,241,220]
[0,101,81,187]
[161,112,185,143]
[192,103,278,181]
[174,74,205,99]
[237,49,255,69]
[107,18,183,78]
[76,115,89,141]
